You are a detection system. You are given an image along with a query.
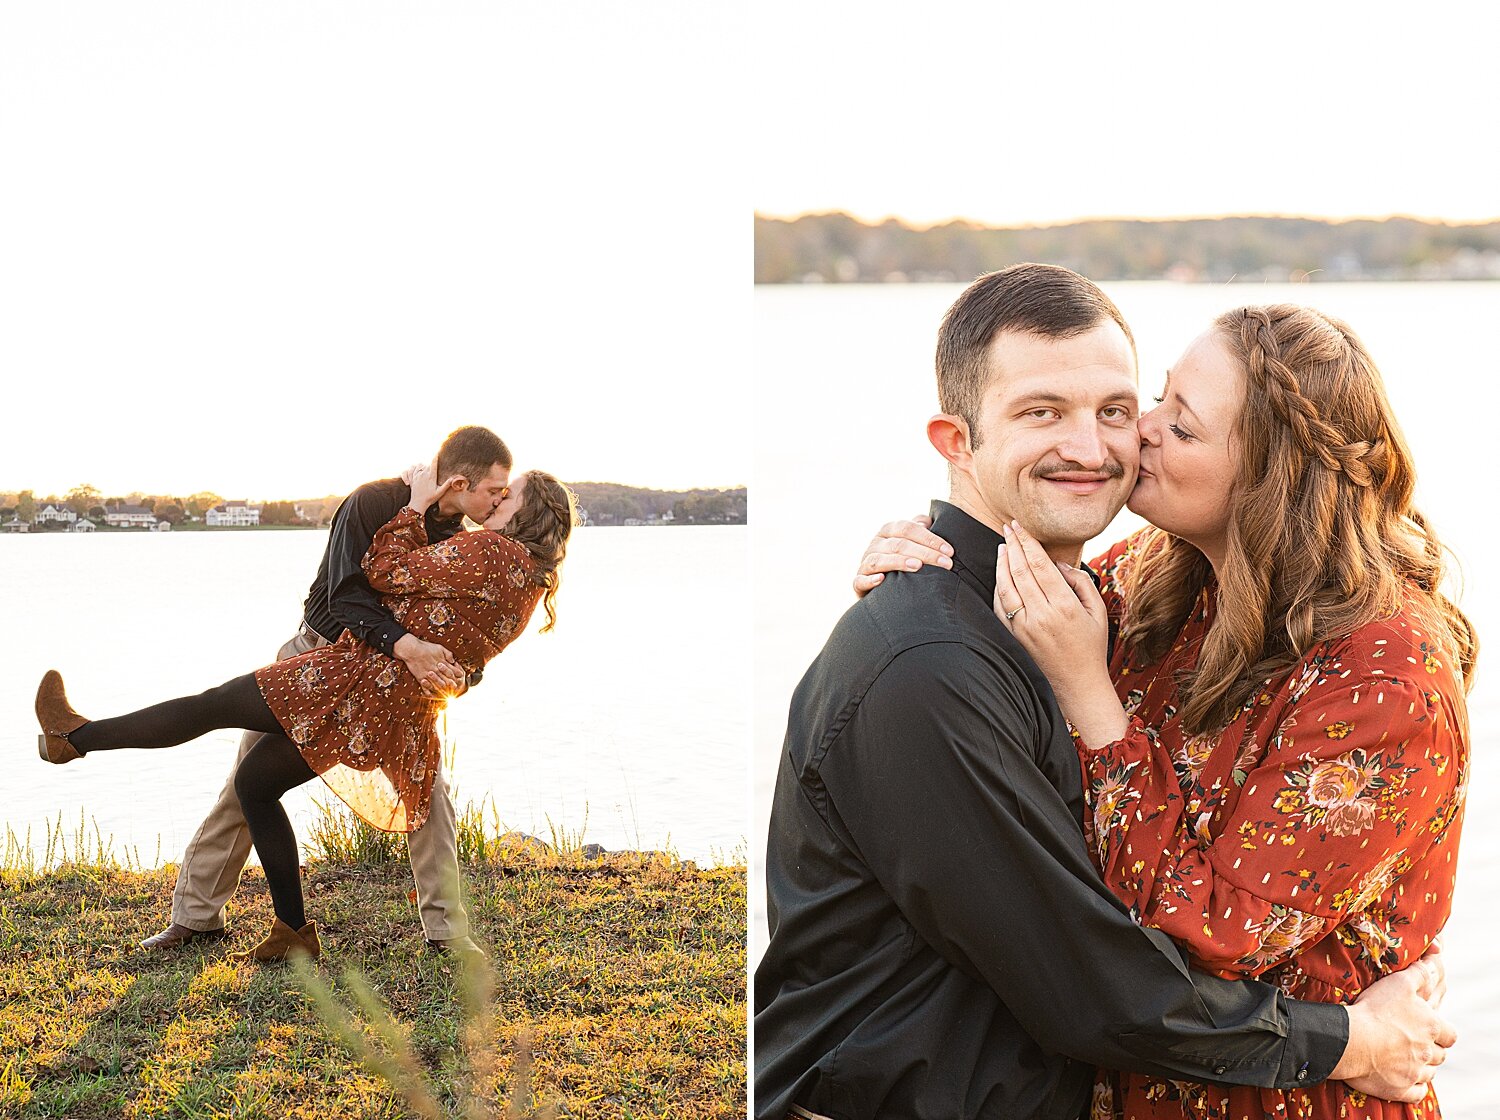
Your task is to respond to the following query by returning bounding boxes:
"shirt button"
[1297,1069,1309,1081]
[1213,1064,1228,1076]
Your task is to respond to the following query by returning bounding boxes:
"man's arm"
[820,645,1434,1090]
[323,485,413,656]
[325,487,464,692]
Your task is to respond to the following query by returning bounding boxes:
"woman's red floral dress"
[256,507,541,832]
[1084,533,1468,1120]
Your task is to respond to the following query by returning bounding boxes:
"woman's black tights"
[69,673,318,929]
[232,733,318,929]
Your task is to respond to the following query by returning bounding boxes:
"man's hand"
[1331,944,1454,1102]
[429,674,470,700]
[393,634,466,696]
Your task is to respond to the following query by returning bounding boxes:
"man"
[140,424,512,957]
[754,265,1453,1119]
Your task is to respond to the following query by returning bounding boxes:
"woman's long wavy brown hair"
[1121,304,1476,735]
[501,470,576,632]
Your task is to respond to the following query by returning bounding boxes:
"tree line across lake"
[568,482,747,525]
[1,482,747,529]
[756,212,1500,284]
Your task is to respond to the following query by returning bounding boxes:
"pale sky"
[7,4,1496,498]
[1,3,747,498]
[754,1,1500,228]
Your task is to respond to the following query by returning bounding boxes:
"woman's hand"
[853,515,954,597]
[406,460,458,514]
[995,520,1125,746]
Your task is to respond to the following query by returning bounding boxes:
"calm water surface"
[3,525,748,865]
[753,282,1500,1115]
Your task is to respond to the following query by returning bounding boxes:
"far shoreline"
[0,520,750,538]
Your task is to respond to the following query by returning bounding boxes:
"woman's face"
[483,472,527,533]
[1128,329,1243,566]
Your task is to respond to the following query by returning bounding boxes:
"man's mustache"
[1030,459,1127,480]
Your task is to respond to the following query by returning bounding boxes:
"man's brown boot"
[139,923,230,952]
[35,670,87,764]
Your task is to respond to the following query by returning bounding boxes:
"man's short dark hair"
[436,425,512,483]
[936,263,1136,444]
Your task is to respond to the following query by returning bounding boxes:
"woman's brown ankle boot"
[236,918,321,962]
[35,670,87,764]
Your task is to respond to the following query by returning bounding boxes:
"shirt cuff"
[370,621,409,659]
[1277,998,1349,1088]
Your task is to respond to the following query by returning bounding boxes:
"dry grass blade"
[292,957,445,1120]
[297,951,563,1120]
[503,1027,554,1120]
[459,952,500,1120]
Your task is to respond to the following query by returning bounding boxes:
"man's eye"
[1100,406,1132,420]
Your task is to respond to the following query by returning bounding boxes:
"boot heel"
[38,732,81,764]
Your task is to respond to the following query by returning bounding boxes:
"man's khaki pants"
[169,625,470,940]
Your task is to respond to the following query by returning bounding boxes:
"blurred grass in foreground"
[0,806,746,1119]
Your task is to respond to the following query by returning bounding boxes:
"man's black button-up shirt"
[754,501,1347,1120]
[301,477,467,659]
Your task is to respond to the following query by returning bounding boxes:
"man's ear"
[928,414,974,476]
[447,477,471,493]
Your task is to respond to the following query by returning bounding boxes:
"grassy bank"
[0,848,746,1118]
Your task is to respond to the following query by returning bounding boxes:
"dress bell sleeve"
[362,509,529,601]
[1080,664,1465,979]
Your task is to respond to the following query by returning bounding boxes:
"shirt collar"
[426,504,465,535]
[929,499,1005,601]
[928,498,1103,600]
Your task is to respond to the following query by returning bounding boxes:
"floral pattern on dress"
[294,663,324,695]
[1083,531,1467,1120]
[254,507,542,833]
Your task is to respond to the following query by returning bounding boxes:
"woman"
[858,305,1473,1119]
[35,463,576,962]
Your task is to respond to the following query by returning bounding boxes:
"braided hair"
[1121,304,1476,735]
[502,470,576,633]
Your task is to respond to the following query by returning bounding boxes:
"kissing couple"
[37,425,576,962]
[757,265,1470,1120]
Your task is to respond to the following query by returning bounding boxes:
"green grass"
[301,795,603,869]
[0,837,746,1117]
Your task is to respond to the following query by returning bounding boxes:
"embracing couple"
[35,425,576,962]
[756,266,1471,1119]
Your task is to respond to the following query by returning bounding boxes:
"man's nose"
[1056,420,1109,468]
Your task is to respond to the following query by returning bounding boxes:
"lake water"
[753,281,1500,1114]
[2,525,748,866]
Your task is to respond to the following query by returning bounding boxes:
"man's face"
[965,322,1139,552]
[482,472,527,533]
[450,462,512,522]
